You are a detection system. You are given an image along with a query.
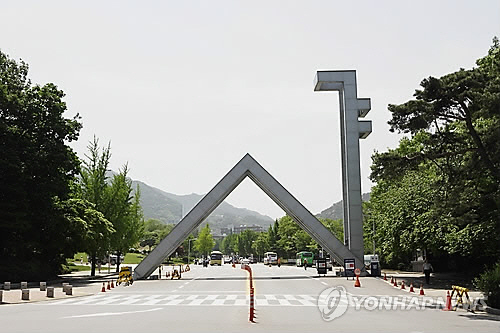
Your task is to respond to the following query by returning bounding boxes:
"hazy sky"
[2,1,499,219]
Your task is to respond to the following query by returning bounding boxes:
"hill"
[131,180,274,233]
[316,193,371,220]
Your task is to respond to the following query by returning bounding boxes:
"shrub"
[474,262,500,309]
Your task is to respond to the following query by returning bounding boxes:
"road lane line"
[62,307,162,318]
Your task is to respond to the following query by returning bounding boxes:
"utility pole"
[188,238,197,264]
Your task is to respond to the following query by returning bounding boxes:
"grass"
[123,253,144,264]
[72,252,89,263]
[64,262,91,272]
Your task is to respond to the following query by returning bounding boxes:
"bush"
[474,262,500,309]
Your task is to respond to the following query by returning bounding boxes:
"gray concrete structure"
[134,154,364,280]
[314,70,372,261]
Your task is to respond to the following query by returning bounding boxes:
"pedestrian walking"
[422,259,433,284]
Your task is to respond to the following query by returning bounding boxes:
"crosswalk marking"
[47,294,326,307]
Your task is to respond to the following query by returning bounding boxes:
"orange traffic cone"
[107,281,110,290]
[443,291,452,311]
[384,273,387,281]
[419,284,425,295]
[401,281,406,290]
[393,278,397,287]
[390,276,394,284]
[354,276,361,287]
[111,280,114,288]
[409,283,414,292]
[101,282,106,292]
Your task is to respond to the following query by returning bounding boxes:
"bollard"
[62,283,69,293]
[21,282,28,289]
[65,285,73,296]
[46,287,55,298]
[40,282,47,291]
[21,289,29,300]
[249,287,255,322]
[4,282,11,290]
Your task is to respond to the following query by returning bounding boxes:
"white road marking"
[62,307,162,318]
[321,281,329,286]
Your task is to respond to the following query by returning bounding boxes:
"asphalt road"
[1,264,499,332]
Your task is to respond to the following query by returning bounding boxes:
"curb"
[485,306,500,316]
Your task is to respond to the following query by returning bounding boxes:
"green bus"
[296,251,314,267]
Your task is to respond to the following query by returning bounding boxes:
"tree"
[236,230,258,257]
[195,224,215,256]
[0,50,82,280]
[220,233,238,254]
[106,165,144,271]
[140,219,173,251]
[252,232,269,261]
[78,138,144,274]
[368,39,500,273]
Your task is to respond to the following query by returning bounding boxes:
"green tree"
[0,50,82,280]
[140,219,173,252]
[195,224,215,256]
[252,232,270,261]
[236,230,258,257]
[78,138,145,274]
[368,39,500,273]
[220,233,238,255]
[106,165,144,271]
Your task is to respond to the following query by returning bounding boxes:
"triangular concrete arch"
[134,153,364,280]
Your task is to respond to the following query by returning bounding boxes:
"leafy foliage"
[367,39,500,273]
[0,50,82,280]
[195,224,215,255]
[77,138,144,274]
[474,262,500,308]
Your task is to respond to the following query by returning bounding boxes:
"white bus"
[263,252,278,265]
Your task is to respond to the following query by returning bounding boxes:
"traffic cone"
[111,280,114,288]
[419,284,425,295]
[393,278,397,287]
[101,282,106,292]
[390,276,394,284]
[409,283,414,293]
[354,276,361,287]
[107,281,110,290]
[401,281,406,290]
[443,291,452,311]
[384,273,387,281]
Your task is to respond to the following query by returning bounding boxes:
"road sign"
[344,258,355,279]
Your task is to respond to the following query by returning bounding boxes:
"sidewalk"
[1,270,119,305]
[377,270,486,311]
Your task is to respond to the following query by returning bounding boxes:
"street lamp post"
[188,238,197,264]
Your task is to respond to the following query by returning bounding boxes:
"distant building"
[220,227,232,236]
[233,224,264,234]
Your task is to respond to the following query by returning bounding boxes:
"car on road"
[241,258,250,265]
[223,256,232,264]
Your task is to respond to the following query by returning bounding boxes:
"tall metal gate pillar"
[314,70,372,261]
